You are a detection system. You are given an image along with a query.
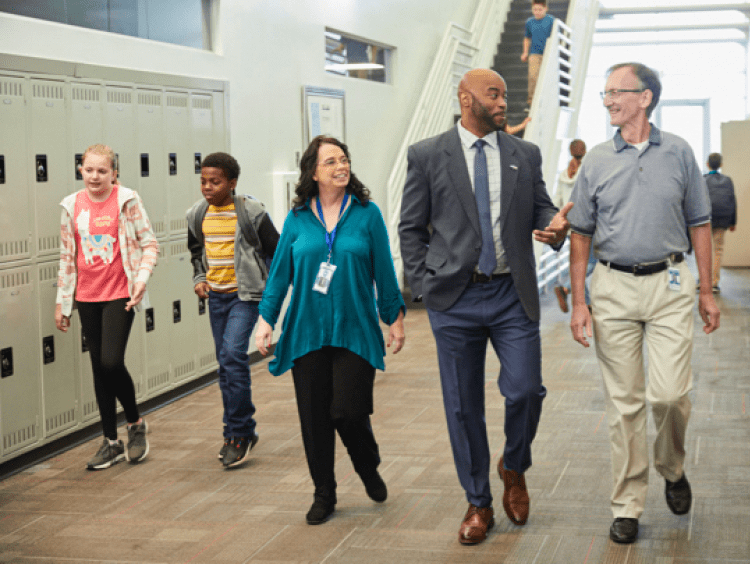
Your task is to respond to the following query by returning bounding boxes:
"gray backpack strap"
[192,199,209,245]
[234,195,261,250]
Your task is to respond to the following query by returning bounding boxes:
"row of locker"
[0,71,227,266]
[0,237,220,463]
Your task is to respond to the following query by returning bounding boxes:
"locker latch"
[1,347,12,378]
[43,335,55,364]
[173,300,181,323]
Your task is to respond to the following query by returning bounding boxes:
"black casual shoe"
[126,420,149,463]
[609,517,638,543]
[361,470,387,502]
[306,499,335,525]
[222,433,259,468]
[665,474,692,515]
[218,438,230,460]
[87,439,125,470]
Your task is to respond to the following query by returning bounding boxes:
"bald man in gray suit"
[399,68,571,545]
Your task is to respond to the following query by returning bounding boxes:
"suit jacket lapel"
[498,131,519,227]
[444,128,481,237]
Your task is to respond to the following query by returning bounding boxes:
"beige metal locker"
[0,264,42,459]
[137,89,168,238]
[142,244,172,396]
[0,74,33,264]
[36,260,79,439]
[164,91,192,237]
[30,78,70,258]
[167,239,198,384]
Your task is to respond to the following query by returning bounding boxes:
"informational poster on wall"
[303,86,345,145]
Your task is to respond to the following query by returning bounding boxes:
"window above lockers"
[325,29,393,84]
[0,0,211,50]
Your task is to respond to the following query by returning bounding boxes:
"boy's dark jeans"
[208,290,259,438]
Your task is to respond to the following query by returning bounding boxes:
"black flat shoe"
[610,517,638,543]
[665,474,692,515]
[362,470,387,502]
[306,499,335,525]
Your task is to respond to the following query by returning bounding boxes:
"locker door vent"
[72,86,100,101]
[45,408,76,433]
[39,264,58,282]
[148,370,170,390]
[83,399,98,418]
[200,352,216,369]
[107,90,132,104]
[0,79,23,97]
[170,241,187,256]
[138,92,162,106]
[38,235,60,254]
[170,219,188,232]
[32,83,64,100]
[192,97,212,110]
[153,220,166,234]
[174,360,195,379]
[0,270,30,289]
[0,239,30,259]
[166,95,188,108]
[3,423,37,450]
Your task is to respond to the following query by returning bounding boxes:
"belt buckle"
[632,264,647,276]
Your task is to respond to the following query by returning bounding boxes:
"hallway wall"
[0,0,477,221]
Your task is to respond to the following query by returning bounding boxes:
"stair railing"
[523,0,600,293]
[386,0,513,287]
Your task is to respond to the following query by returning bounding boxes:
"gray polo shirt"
[568,125,710,265]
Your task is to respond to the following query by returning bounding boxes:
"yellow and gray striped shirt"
[203,203,238,292]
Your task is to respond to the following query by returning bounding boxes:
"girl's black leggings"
[77,298,139,440]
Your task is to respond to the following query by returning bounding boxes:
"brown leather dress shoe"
[458,503,494,545]
[498,457,529,525]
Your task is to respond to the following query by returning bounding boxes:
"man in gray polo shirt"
[567,62,720,544]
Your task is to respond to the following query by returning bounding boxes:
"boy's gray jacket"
[186,194,276,301]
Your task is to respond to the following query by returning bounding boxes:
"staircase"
[493,0,569,135]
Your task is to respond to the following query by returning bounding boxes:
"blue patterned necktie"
[473,139,497,275]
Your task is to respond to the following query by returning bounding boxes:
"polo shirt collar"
[613,123,662,152]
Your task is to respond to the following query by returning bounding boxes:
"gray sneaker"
[126,420,149,463]
[87,439,125,470]
[218,438,230,460]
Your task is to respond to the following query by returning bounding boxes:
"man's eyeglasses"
[600,89,645,100]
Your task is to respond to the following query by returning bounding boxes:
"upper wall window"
[0,0,210,50]
[325,29,392,84]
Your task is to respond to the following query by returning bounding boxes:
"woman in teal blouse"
[256,135,405,525]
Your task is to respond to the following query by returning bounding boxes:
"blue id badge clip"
[667,266,681,292]
[312,193,349,294]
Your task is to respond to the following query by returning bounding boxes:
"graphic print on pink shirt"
[74,186,130,302]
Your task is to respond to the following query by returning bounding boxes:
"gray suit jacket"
[398,126,558,321]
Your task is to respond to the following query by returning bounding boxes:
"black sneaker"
[222,433,259,468]
[218,438,230,460]
[665,474,692,515]
[126,420,149,463]
[306,499,335,525]
[87,439,125,470]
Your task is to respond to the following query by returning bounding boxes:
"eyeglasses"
[318,157,350,168]
[600,89,645,100]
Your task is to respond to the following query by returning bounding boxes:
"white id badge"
[667,267,681,291]
[313,262,337,294]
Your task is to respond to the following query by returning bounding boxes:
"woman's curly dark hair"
[292,135,370,209]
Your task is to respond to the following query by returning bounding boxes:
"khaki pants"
[527,54,543,106]
[590,260,694,518]
[711,227,726,287]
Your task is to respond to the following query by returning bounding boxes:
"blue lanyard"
[316,193,349,263]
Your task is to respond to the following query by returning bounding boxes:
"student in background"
[521,0,555,112]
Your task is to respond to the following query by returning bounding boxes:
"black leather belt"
[470,272,510,283]
[600,253,684,276]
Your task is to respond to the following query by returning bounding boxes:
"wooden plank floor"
[1,267,748,563]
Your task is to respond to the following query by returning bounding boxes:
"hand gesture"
[194,281,210,299]
[55,304,70,333]
[570,303,592,347]
[387,310,405,354]
[533,202,573,246]
[698,293,720,334]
